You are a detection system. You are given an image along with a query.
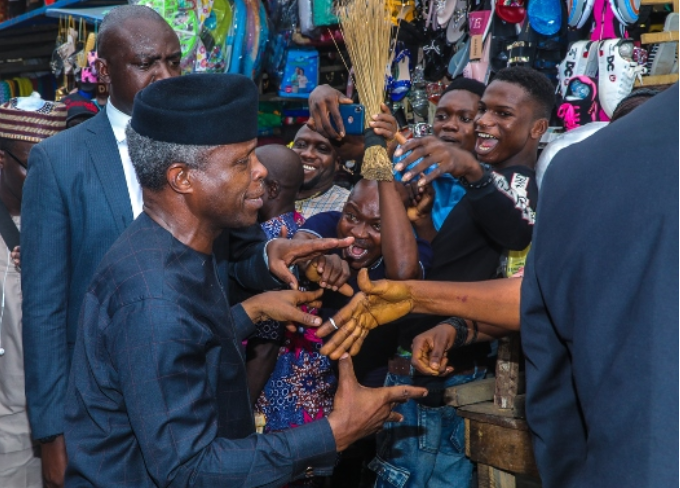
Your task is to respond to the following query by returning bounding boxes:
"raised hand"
[304,255,354,296]
[267,236,353,289]
[393,136,483,186]
[318,269,415,359]
[308,84,353,140]
[327,354,427,451]
[369,103,399,141]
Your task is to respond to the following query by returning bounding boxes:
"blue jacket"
[64,213,336,487]
[22,110,278,440]
[521,85,678,487]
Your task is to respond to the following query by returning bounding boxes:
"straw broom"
[337,0,394,181]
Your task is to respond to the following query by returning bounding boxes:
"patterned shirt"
[254,211,305,341]
[295,185,350,220]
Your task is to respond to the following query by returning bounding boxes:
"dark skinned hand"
[308,84,353,140]
[304,255,353,296]
[318,269,415,359]
[41,435,67,488]
[404,183,435,224]
[241,289,324,333]
[11,245,20,271]
[411,322,457,376]
[393,136,484,186]
[267,236,354,289]
[327,354,428,452]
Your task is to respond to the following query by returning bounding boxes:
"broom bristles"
[337,0,392,128]
[337,0,394,181]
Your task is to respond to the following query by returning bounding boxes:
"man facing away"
[64,73,427,487]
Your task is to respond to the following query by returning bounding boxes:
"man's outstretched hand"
[318,269,415,359]
[327,354,427,452]
[267,237,353,289]
[242,289,324,332]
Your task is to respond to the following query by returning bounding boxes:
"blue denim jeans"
[369,368,486,488]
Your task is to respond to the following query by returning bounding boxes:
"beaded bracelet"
[441,316,469,348]
[459,168,493,190]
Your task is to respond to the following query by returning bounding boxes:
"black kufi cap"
[131,73,258,145]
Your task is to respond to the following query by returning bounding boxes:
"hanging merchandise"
[312,0,338,27]
[227,0,269,77]
[557,75,602,129]
[298,0,315,36]
[134,0,201,73]
[55,17,78,75]
[567,0,596,28]
[527,0,562,35]
[556,40,599,97]
[197,0,233,72]
[278,48,319,97]
[609,0,641,26]
[598,38,644,117]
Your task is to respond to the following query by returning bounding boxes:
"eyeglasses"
[3,148,27,170]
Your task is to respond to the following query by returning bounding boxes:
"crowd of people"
[0,4,676,488]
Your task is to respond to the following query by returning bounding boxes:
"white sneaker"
[649,13,679,75]
[598,39,645,117]
[557,41,599,97]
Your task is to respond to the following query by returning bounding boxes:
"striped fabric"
[0,96,67,143]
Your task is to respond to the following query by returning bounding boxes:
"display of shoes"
[389,48,413,101]
[557,40,599,97]
[598,38,645,117]
[647,13,679,76]
[446,3,468,43]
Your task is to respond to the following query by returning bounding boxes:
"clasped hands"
[252,236,416,355]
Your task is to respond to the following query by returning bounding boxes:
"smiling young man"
[366,67,553,488]
[291,125,350,219]
[64,74,427,487]
[395,77,486,240]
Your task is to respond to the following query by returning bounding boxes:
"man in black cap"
[63,73,427,487]
[23,7,334,487]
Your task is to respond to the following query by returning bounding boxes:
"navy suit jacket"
[521,84,678,487]
[22,109,279,440]
[64,213,336,487]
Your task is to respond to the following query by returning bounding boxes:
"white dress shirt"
[106,102,144,218]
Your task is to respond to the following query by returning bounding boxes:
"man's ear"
[530,118,549,140]
[267,180,280,200]
[166,163,193,194]
[96,58,111,84]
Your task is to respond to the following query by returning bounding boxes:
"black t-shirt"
[397,164,538,351]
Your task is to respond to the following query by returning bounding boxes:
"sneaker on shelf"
[557,75,601,130]
[557,40,600,97]
[609,0,640,26]
[567,0,595,28]
[648,12,679,76]
[598,38,645,117]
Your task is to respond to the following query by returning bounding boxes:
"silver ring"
[329,317,339,330]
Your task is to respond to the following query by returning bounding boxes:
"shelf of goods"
[636,0,679,86]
